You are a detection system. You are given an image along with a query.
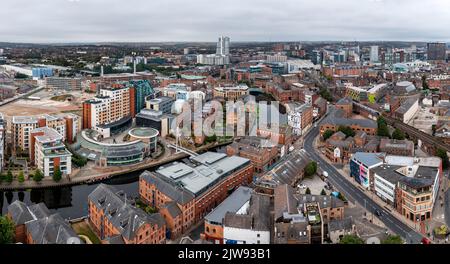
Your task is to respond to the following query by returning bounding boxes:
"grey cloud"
[0,0,448,42]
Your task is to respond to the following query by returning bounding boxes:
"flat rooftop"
[155,152,251,196]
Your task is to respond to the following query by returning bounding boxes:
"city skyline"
[0,0,449,43]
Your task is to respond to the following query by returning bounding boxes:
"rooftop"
[154,152,251,196]
[204,186,253,225]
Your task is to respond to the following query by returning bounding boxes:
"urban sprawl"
[0,38,449,245]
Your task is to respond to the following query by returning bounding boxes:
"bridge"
[167,143,199,157]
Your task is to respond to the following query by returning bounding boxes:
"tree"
[381,235,403,244]
[377,116,390,138]
[18,171,25,183]
[0,216,15,244]
[391,128,405,140]
[436,148,449,169]
[6,170,13,183]
[340,234,364,244]
[337,126,355,138]
[320,189,327,195]
[337,192,346,202]
[53,167,62,182]
[377,116,387,127]
[422,75,429,90]
[305,188,311,195]
[323,130,334,141]
[33,169,43,182]
[319,88,333,102]
[305,161,318,177]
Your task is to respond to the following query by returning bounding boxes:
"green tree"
[18,171,25,183]
[338,192,346,202]
[0,216,15,244]
[319,88,333,102]
[377,116,390,138]
[53,167,62,182]
[391,128,405,140]
[422,75,429,90]
[33,169,44,182]
[305,187,311,195]
[305,161,318,177]
[436,148,449,169]
[320,189,327,195]
[381,235,403,244]
[6,170,13,183]
[323,130,334,141]
[340,234,364,244]
[337,126,355,138]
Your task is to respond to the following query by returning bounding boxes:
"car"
[297,184,306,189]
[322,171,328,178]
[421,237,432,244]
[374,209,383,217]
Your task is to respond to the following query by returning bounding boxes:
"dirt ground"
[0,89,94,129]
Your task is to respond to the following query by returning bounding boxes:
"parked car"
[297,184,307,189]
[421,237,432,244]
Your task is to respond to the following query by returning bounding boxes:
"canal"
[0,146,228,219]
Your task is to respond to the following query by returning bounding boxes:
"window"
[257,234,260,238]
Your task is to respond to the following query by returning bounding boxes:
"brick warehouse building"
[88,184,166,244]
[139,152,254,238]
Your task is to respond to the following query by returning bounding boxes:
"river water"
[0,146,228,219]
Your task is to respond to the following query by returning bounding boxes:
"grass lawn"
[71,220,101,244]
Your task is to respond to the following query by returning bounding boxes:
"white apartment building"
[31,127,72,177]
[84,86,131,138]
[12,116,38,152]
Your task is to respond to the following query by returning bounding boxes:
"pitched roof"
[88,184,165,241]
[329,217,354,232]
[25,213,82,244]
[161,201,182,219]
[7,201,34,225]
[140,171,194,205]
[274,184,297,221]
[223,193,271,232]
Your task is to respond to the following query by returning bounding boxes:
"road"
[302,122,424,244]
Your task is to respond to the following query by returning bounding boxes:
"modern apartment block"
[139,152,254,238]
[88,184,166,244]
[82,85,133,138]
[12,116,38,152]
[29,127,72,177]
[0,113,5,172]
[128,80,155,116]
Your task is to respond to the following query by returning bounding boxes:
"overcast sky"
[1,0,449,43]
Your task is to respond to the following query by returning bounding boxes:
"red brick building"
[88,184,166,244]
[139,152,254,238]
